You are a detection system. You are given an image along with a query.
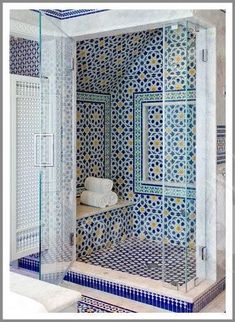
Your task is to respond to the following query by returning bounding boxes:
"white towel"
[84,177,113,193]
[80,191,110,208]
[80,191,118,208]
[107,191,118,206]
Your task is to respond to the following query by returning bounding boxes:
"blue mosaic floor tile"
[77,295,135,313]
[77,237,196,286]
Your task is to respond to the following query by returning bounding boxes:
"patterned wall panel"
[76,206,133,258]
[76,31,149,93]
[134,91,196,198]
[10,36,39,76]
[76,25,196,247]
[76,92,111,195]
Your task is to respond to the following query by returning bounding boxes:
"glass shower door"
[38,12,76,284]
[162,21,201,291]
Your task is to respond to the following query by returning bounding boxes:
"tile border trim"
[18,257,39,272]
[133,90,196,198]
[64,271,193,312]
[15,257,225,313]
[32,9,109,20]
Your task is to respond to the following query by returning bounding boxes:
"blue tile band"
[64,271,193,312]
[32,9,109,20]
[15,256,225,313]
[18,257,39,272]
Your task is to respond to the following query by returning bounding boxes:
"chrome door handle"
[34,133,54,167]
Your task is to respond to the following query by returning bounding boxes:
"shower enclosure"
[74,19,211,293]
[10,10,76,284]
[10,9,223,299]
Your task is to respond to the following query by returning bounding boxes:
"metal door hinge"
[70,57,75,71]
[223,85,226,96]
[194,277,200,287]
[171,24,178,30]
[199,246,207,260]
[202,49,208,62]
[70,233,75,246]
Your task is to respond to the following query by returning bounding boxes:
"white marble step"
[62,281,168,313]
[10,271,81,313]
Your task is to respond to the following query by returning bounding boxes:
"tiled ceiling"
[34,9,108,20]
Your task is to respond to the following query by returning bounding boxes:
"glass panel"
[10,9,41,276]
[39,12,76,284]
[185,21,197,291]
[186,21,207,289]
[162,21,198,291]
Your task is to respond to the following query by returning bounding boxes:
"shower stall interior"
[74,21,202,291]
[10,8,225,307]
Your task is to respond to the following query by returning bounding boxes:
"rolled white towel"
[84,177,113,194]
[107,191,118,206]
[80,191,110,208]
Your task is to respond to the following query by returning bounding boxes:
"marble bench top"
[10,272,81,313]
[77,198,133,219]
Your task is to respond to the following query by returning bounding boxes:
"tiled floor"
[77,295,136,313]
[77,237,196,286]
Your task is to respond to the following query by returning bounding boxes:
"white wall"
[61,9,194,40]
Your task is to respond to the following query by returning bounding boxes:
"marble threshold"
[71,261,215,304]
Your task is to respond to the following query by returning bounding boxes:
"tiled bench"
[76,198,133,258]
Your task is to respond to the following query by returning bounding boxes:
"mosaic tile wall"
[76,206,133,258]
[76,92,111,195]
[76,25,197,251]
[10,36,39,76]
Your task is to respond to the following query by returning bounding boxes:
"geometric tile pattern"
[134,92,196,197]
[164,24,196,92]
[34,9,108,20]
[76,25,197,248]
[217,125,226,164]
[10,36,39,76]
[76,205,134,258]
[77,237,196,286]
[132,194,196,247]
[77,295,135,313]
[76,30,154,93]
[76,92,111,195]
